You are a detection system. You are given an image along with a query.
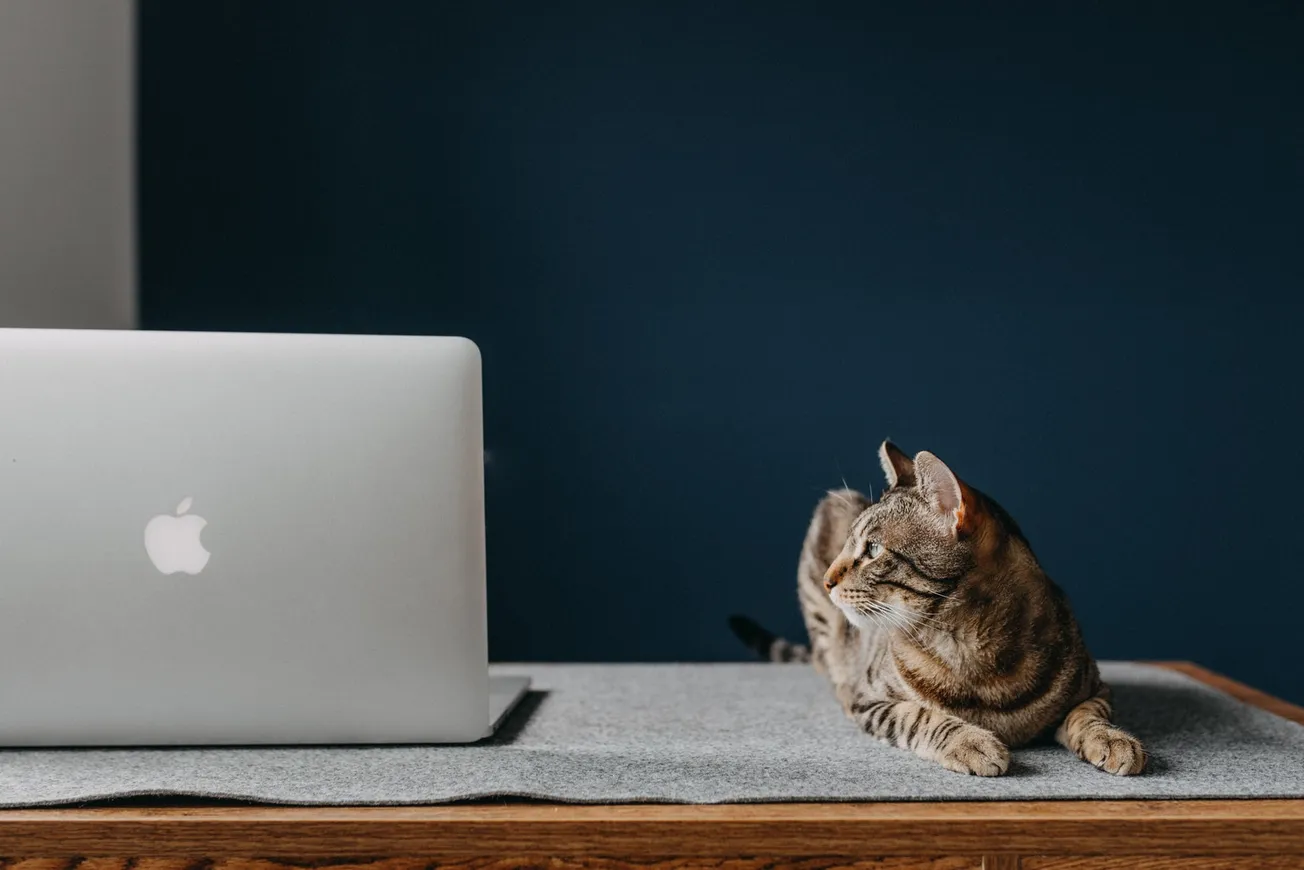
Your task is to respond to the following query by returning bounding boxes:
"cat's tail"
[728,614,811,663]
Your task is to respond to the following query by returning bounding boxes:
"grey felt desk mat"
[2,662,1303,806]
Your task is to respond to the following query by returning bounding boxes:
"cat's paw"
[1076,726,1146,775]
[936,726,1010,777]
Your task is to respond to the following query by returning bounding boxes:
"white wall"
[0,0,135,328]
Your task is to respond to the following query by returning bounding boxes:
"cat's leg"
[1055,685,1146,775]
[849,696,1010,776]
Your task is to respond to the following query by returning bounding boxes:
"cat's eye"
[866,542,884,559]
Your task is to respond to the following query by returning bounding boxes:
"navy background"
[138,3,1304,702]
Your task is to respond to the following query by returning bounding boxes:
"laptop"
[0,328,529,745]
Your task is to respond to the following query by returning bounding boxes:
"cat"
[730,441,1145,777]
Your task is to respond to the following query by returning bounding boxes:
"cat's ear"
[914,451,978,537]
[879,440,916,489]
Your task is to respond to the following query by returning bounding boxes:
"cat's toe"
[937,727,1010,777]
[1078,727,1146,776]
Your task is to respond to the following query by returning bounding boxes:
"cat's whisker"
[891,602,944,623]
[906,612,950,632]
[851,604,890,633]
[840,587,949,639]
[878,601,949,633]
[860,602,916,636]
[824,489,855,509]
[868,604,924,643]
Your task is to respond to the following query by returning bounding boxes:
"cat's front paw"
[1076,726,1146,776]
[936,725,1010,777]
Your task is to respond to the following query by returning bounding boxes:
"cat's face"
[825,443,988,632]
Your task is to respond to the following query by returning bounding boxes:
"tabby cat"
[731,442,1145,777]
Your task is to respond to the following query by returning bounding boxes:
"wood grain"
[0,859,981,870]
[0,662,1299,862]
[1025,858,1304,869]
[981,857,1021,870]
[0,800,1301,858]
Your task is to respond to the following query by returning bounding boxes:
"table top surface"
[0,661,1301,858]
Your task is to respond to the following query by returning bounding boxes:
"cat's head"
[824,441,1014,632]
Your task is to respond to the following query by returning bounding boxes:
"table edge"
[0,660,1300,857]
[1147,660,1304,726]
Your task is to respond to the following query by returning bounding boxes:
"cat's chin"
[830,595,879,632]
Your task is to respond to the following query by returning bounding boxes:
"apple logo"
[144,496,211,575]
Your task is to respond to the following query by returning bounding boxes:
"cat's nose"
[824,557,852,591]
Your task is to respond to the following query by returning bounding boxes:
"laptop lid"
[0,329,488,745]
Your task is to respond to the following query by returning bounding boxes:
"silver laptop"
[0,328,528,745]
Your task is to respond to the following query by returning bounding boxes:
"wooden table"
[1,662,1301,870]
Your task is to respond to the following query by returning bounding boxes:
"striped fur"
[734,441,1145,777]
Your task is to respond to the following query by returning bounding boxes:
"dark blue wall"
[138,3,1304,702]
